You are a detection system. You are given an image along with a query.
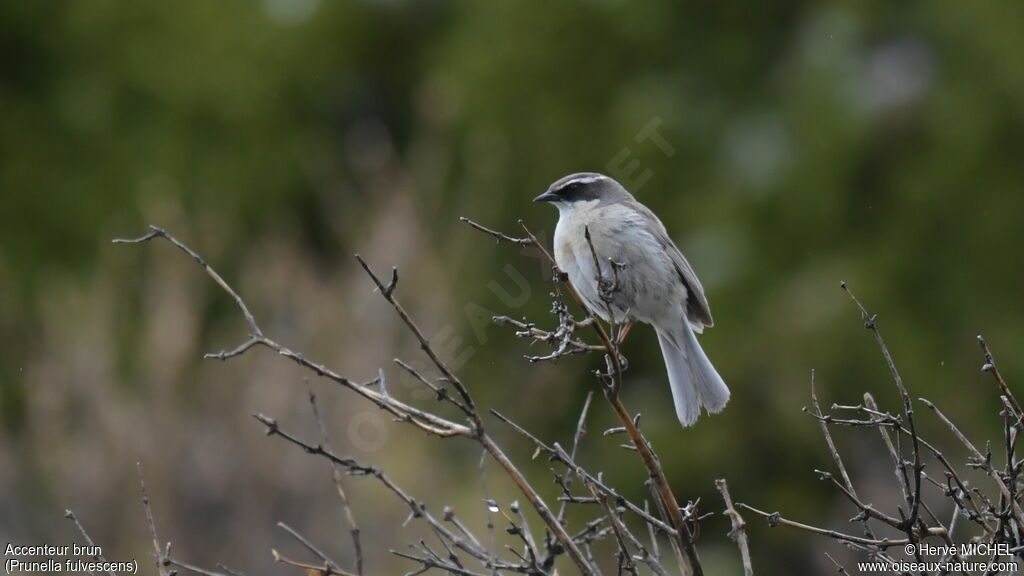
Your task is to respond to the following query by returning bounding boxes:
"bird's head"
[533,173,632,211]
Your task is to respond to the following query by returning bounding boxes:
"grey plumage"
[535,172,729,427]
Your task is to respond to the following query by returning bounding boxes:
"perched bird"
[534,172,729,427]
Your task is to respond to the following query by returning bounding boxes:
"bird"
[534,172,729,427]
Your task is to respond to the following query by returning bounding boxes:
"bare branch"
[715,480,753,576]
[737,503,944,549]
[491,409,675,535]
[114,226,262,338]
[272,549,359,576]
[277,522,343,574]
[307,385,363,575]
[459,217,534,245]
[137,463,169,576]
[823,552,851,575]
[557,391,594,525]
[119,226,597,574]
[808,371,857,499]
[253,413,498,565]
[978,334,1023,419]
[63,510,117,576]
[841,282,923,533]
[166,558,237,576]
[115,221,1024,575]
[355,254,479,426]
[919,398,1024,527]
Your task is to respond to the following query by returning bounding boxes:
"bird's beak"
[533,190,558,203]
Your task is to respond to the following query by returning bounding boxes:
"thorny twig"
[978,335,1023,420]
[63,511,117,576]
[840,282,924,537]
[307,384,364,575]
[715,479,752,576]
[736,282,1023,573]
[117,225,592,574]
[112,223,1024,575]
[137,463,169,576]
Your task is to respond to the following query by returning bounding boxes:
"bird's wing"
[633,203,714,329]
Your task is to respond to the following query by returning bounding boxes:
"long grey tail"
[656,322,730,427]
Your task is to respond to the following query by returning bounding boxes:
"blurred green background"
[2,1,1023,574]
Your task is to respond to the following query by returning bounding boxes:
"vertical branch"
[862,393,913,510]
[605,382,701,575]
[840,282,922,531]
[557,391,595,525]
[587,484,639,576]
[544,220,701,573]
[138,463,169,576]
[473,218,703,576]
[809,371,857,499]
[477,451,499,576]
[715,479,753,576]
[307,385,364,575]
[647,482,687,571]
[978,335,1023,419]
